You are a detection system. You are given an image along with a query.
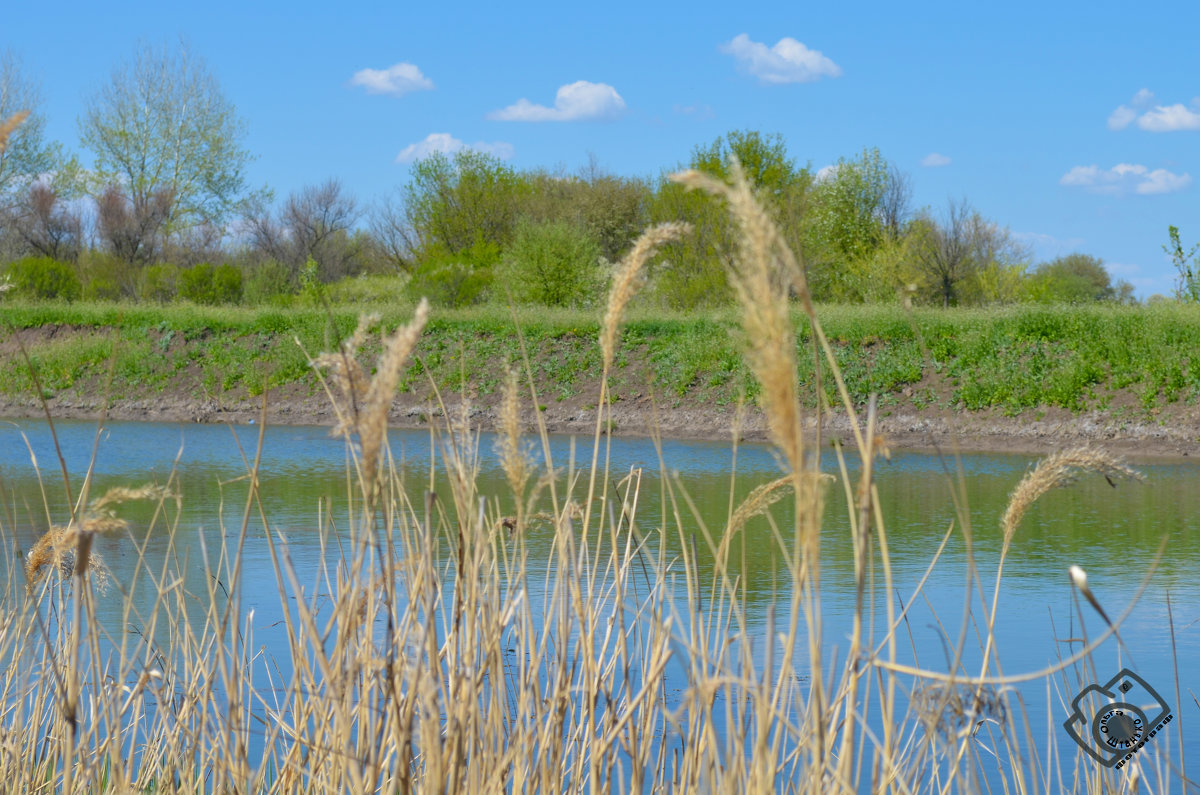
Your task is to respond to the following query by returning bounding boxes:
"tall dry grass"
[0,155,1185,793]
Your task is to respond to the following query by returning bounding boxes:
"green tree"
[1164,225,1200,302]
[649,130,809,307]
[805,147,909,300]
[1026,253,1117,303]
[402,149,529,264]
[79,41,253,232]
[0,52,64,200]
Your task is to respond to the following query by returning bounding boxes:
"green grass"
[4,299,1200,415]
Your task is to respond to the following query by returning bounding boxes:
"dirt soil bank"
[0,384,1197,461]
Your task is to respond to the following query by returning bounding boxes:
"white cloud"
[1059,163,1192,196]
[921,152,951,167]
[719,34,841,84]
[815,164,837,182]
[350,63,434,97]
[1107,105,1137,131]
[1108,89,1200,132]
[488,81,626,122]
[1108,88,1155,130]
[1136,167,1192,194]
[395,133,514,164]
[1137,103,1200,132]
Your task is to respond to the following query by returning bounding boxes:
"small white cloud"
[1136,168,1192,194]
[1137,103,1200,132]
[1107,105,1137,131]
[720,34,841,84]
[395,133,513,164]
[921,152,951,168]
[488,81,626,122]
[350,63,434,97]
[1060,163,1192,196]
[1108,89,1155,130]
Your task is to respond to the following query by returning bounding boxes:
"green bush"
[498,220,602,307]
[406,259,492,308]
[83,276,122,302]
[142,263,180,302]
[212,264,243,304]
[244,260,297,305]
[179,263,243,305]
[79,253,137,300]
[4,257,82,301]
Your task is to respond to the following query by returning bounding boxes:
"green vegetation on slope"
[3,300,1200,416]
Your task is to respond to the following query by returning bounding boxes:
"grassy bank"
[3,299,1200,418]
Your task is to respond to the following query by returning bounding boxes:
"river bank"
[1,385,1196,460]
[4,300,1200,459]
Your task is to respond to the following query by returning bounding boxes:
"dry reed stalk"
[315,300,429,487]
[669,163,804,475]
[25,484,171,585]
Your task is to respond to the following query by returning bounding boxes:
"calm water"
[1,418,1196,777]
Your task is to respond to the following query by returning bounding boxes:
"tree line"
[0,43,1140,308]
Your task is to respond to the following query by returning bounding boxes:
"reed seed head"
[671,160,804,474]
[0,111,29,155]
[1000,446,1141,548]
[600,222,691,371]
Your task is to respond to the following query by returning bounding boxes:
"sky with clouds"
[6,0,1199,296]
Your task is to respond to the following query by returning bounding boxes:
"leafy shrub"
[244,260,297,305]
[83,276,122,302]
[406,259,492,308]
[179,263,243,305]
[141,263,180,302]
[212,264,243,304]
[79,253,137,300]
[498,220,602,307]
[4,256,82,301]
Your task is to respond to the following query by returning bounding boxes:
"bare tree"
[880,163,912,238]
[10,183,83,261]
[95,184,173,265]
[284,179,360,279]
[913,198,1029,306]
[243,180,363,281]
[912,198,981,307]
[368,190,418,273]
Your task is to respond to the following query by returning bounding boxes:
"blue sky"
[6,0,1200,296]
